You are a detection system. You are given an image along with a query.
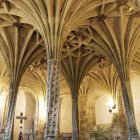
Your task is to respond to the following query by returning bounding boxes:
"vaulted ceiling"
[0,0,140,100]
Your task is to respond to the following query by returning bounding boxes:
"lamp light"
[108,97,116,114]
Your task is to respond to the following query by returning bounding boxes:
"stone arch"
[13,86,38,140]
[24,91,36,139]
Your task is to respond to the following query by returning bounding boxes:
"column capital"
[47,59,60,63]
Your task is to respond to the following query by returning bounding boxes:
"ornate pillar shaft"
[118,91,128,136]
[3,83,18,140]
[121,80,139,140]
[72,98,79,140]
[44,59,60,140]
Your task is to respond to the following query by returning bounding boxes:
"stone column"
[120,80,139,140]
[118,91,128,138]
[72,98,79,140]
[44,59,60,140]
[3,83,18,140]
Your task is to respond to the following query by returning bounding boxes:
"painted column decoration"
[72,98,79,140]
[44,59,60,140]
[3,83,18,140]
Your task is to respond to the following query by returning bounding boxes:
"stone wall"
[131,72,140,135]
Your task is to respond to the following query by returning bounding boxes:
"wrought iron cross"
[16,112,27,124]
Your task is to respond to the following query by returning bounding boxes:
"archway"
[13,90,36,140]
[24,91,36,139]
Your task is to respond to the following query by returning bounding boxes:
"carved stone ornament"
[44,59,60,140]
[3,87,18,140]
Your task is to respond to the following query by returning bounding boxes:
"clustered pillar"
[120,80,139,140]
[3,83,18,140]
[44,59,60,140]
[72,98,79,140]
[2,62,140,140]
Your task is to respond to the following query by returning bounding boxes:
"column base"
[3,133,12,140]
[2,138,11,140]
[128,138,140,140]
[44,136,58,140]
[128,127,140,140]
[72,137,79,140]
[128,134,140,140]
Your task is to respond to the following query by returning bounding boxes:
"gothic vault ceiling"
[0,0,139,100]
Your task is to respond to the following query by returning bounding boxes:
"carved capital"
[47,59,60,63]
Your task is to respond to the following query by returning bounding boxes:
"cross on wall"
[16,112,27,124]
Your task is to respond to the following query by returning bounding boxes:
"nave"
[0,0,140,140]
[0,58,140,140]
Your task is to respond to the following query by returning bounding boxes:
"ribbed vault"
[0,0,140,140]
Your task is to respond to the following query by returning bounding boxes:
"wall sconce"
[108,98,116,114]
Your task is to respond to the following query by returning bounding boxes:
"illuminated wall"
[131,72,140,135]
[95,95,113,125]
[59,94,72,134]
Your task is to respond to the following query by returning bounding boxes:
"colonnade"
[1,59,139,140]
